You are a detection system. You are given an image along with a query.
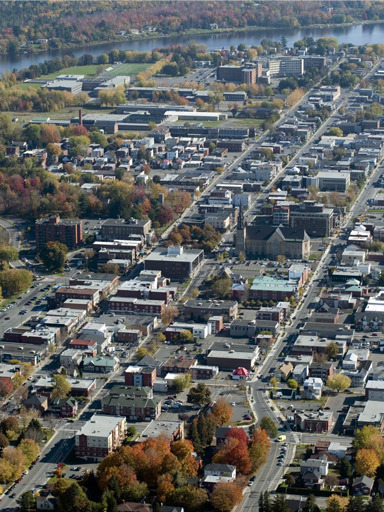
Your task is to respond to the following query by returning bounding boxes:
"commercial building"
[35,215,83,250]
[290,201,334,237]
[183,299,238,322]
[144,246,204,280]
[101,218,152,240]
[249,276,298,302]
[217,64,261,84]
[316,171,350,192]
[75,414,127,461]
[294,410,333,433]
[138,420,184,442]
[124,366,157,387]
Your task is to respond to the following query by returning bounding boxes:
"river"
[2,21,384,75]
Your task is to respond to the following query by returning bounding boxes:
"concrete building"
[317,171,350,192]
[290,201,334,237]
[101,218,152,240]
[75,414,127,461]
[144,246,204,280]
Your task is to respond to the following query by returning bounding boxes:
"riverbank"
[8,17,384,60]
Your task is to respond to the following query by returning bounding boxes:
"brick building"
[124,366,157,387]
[75,414,127,461]
[35,215,83,250]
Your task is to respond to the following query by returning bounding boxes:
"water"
[2,21,384,75]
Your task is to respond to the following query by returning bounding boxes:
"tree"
[259,491,272,512]
[212,398,233,426]
[0,269,33,298]
[168,485,208,512]
[51,374,71,399]
[326,374,351,393]
[0,246,18,263]
[2,446,26,478]
[286,88,305,107]
[188,383,211,406]
[353,426,381,450]
[326,495,348,512]
[173,374,191,392]
[39,241,68,272]
[276,254,286,264]
[100,263,120,275]
[325,342,339,360]
[287,379,298,390]
[303,494,320,512]
[269,377,278,389]
[259,417,278,438]
[18,491,36,512]
[346,497,367,512]
[355,448,380,477]
[161,305,179,326]
[328,127,343,137]
[180,330,194,343]
[19,439,40,466]
[210,482,243,512]
[324,474,339,490]
[339,456,353,479]
[136,348,148,360]
[0,416,18,437]
[249,428,270,471]
[371,494,384,512]
[0,379,13,397]
[271,494,292,512]
[0,432,9,450]
[212,278,232,299]
[213,436,251,474]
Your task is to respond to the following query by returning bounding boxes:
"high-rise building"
[35,215,83,250]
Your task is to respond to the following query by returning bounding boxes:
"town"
[0,34,383,512]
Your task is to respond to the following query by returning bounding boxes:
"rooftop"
[76,413,124,438]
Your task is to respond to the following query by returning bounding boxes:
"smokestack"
[79,108,83,127]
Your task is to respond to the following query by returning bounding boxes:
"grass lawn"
[231,117,264,127]
[202,121,222,127]
[42,64,106,79]
[104,63,151,77]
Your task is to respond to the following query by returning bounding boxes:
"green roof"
[250,276,297,293]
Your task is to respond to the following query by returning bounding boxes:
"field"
[42,64,105,79]
[230,117,264,127]
[104,62,151,77]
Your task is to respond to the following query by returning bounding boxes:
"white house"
[303,377,323,399]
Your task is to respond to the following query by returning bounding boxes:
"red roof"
[233,367,249,376]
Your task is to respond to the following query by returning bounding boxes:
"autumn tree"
[180,330,194,343]
[212,277,232,299]
[326,495,349,512]
[161,305,179,326]
[210,482,243,512]
[51,374,71,399]
[41,123,61,144]
[212,398,233,426]
[269,377,278,389]
[188,383,211,406]
[259,417,278,438]
[287,379,298,390]
[39,241,68,272]
[0,269,33,298]
[19,439,40,466]
[326,374,351,393]
[353,426,381,450]
[355,448,380,477]
[168,485,208,512]
[213,436,251,474]
[249,428,270,471]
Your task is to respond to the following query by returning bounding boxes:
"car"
[277,462,283,466]
[231,402,236,406]
[192,405,200,410]
[10,493,15,498]
[243,414,252,420]
[5,317,10,320]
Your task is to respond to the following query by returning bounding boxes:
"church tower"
[236,204,246,255]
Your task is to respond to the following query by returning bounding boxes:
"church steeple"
[236,204,246,255]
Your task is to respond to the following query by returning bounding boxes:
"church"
[236,207,311,260]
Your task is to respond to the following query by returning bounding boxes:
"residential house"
[352,476,374,495]
[276,362,293,381]
[303,377,323,399]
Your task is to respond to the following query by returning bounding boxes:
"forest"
[0,1,383,54]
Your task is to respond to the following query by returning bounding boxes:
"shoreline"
[7,18,384,59]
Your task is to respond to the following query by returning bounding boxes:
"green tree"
[259,417,278,439]
[51,374,71,399]
[325,342,339,360]
[0,269,32,298]
[168,485,208,512]
[271,494,292,512]
[173,374,191,392]
[17,491,36,512]
[187,383,211,406]
[346,497,367,512]
[287,379,298,390]
[371,494,384,512]
[180,330,194,343]
[339,456,353,479]
[39,241,68,272]
[269,377,278,389]
[326,373,351,393]
[328,127,343,137]
[0,246,18,263]
[303,494,320,512]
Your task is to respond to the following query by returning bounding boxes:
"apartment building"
[35,215,82,250]
[75,414,127,461]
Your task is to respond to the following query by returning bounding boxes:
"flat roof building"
[144,246,204,280]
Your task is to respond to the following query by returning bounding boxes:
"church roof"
[245,225,309,242]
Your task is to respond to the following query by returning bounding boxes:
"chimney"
[79,108,83,127]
